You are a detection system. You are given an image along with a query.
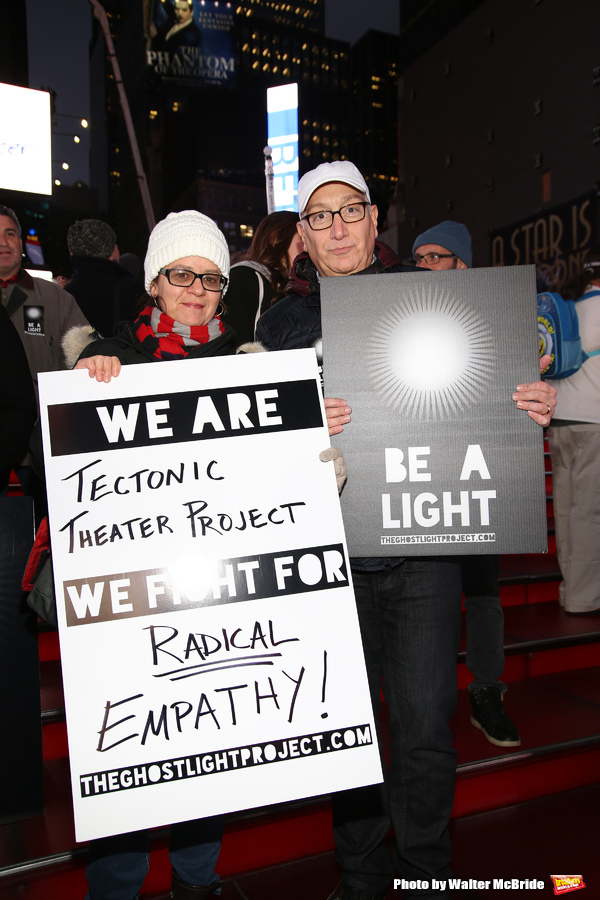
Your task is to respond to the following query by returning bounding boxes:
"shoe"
[170,868,221,899]
[470,685,521,747]
[565,607,600,615]
[326,880,387,900]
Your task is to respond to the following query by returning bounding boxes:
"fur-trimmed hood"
[62,324,101,369]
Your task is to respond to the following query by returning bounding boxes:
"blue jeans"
[85,815,224,900]
[332,559,461,899]
[459,555,506,693]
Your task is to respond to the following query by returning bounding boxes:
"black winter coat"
[0,305,37,486]
[65,256,145,338]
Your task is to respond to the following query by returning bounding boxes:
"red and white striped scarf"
[133,305,225,360]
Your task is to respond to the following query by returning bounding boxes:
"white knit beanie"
[144,210,230,293]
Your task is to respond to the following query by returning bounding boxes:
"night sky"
[25,0,400,186]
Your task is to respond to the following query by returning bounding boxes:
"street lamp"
[54,132,83,143]
[57,113,89,130]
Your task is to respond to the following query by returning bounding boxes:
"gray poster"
[321,266,547,557]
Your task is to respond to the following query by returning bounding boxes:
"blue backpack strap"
[576,289,600,359]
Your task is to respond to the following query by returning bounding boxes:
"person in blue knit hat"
[412,220,520,751]
[412,220,473,269]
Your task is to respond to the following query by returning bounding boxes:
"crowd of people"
[3,152,596,900]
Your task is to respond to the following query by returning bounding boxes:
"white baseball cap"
[297,161,371,216]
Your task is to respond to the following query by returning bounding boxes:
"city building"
[350,28,399,227]
[394,0,600,279]
[90,0,400,257]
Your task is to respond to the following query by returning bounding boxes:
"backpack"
[537,289,600,379]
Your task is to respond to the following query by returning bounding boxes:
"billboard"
[146,0,236,87]
[267,83,299,212]
[0,83,51,196]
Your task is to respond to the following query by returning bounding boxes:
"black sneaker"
[470,685,521,747]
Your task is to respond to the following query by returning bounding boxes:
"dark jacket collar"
[16,268,35,290]
[285,240,409,299]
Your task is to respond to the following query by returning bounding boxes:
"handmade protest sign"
[321,266,547,556]
[39,350,381,842]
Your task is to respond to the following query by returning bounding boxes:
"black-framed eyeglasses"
[159,267,227,291]
[410,252,456,266]
[301,201,370,231]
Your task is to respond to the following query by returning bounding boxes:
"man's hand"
[324,397,351,436]
[74,355,121,382]
[512,355,556,426]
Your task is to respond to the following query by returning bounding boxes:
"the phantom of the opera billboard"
[146,0,236,87]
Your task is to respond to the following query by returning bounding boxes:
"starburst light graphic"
[366,284,496,420]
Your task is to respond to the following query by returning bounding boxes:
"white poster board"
[39,350,381,842]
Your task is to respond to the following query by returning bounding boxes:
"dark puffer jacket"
[255,241,419,351]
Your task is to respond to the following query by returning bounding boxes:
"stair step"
[7,665,599,890]
[458,600,600,660]
[4,782,598,900]
[498,554,560,585]
[452,665,600,814]
[450,783,600,894]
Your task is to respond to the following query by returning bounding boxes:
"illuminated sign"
[490,192,598,292]
[267,83,299,212]
[0,83,51,196]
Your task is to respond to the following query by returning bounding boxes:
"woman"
[75,210,238,378]
[73,210,237,900]
[72,210,346,900]
[547,250,600,614]
[221,211,303,345]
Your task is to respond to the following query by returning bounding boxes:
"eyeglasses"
[301,201,369,231]
[159,267,227,291]
[411,252,456,266]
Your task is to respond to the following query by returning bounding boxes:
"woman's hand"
[512,355,556,426]
[74,355,121,383]
[325,397,351,437]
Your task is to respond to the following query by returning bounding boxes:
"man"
[257,163,556,900]
[0,204,89,406]
[411,220,472,272]
[65,218,144,339]
[411,221,520,749]
[161,0,202,48]
[0,304,36,489]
